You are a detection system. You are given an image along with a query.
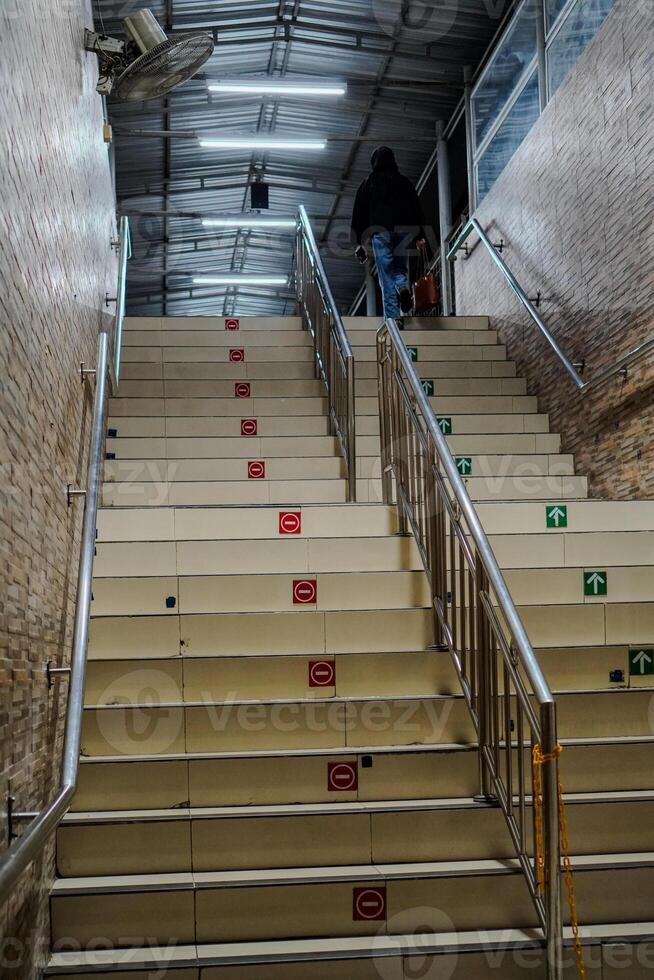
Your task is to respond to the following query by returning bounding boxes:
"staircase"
[47,313,654,978]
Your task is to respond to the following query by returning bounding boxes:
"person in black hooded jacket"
[351,146,424,326]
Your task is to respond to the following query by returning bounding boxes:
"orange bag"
[413,245,440,313]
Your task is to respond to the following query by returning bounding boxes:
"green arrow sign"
[584,571,607,597]
[629,649,654,676]
[422,379,434,396]
[456,457,472,476]
[437,417,452,435]
[546,505,568,529]
[407,346,419,362]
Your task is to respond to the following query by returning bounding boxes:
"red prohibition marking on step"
[293,579,317,604]
[241,419,258,436]
[225,317,240,331]
[279,511,301,535]
[229,348,245,362]
[328,761,358,792]
[235,382,251,398]
[353,887,387,921]
[247,461,265,479]
[309,660,335,687]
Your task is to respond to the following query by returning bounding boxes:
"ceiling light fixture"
[192,276,289,286]
[202,217,296,229]
[198,137,327,151]
[208,80,346,97]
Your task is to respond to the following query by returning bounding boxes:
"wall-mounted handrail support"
[0,218,131,905]
[447,218,654,392]
[296,205,356,501]
[377,316,563,977]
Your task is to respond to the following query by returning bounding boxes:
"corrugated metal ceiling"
[96,0,514,315]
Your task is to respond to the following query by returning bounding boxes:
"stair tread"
[50,851,654,895]
[61,789,654,825]
[43,921,654,972]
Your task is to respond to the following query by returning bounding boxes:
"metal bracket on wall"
[456,238,505,260]
[80,363,97,385]
[6,797,38,844]
[67,485,86,507]
[529,291,543,308]
[105,293,117,307]
[46,662,71,690]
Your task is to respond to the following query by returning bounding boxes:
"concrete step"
[80,687,654,758]
[109,396,330,417]
[355,475,588,504]
[93,535,422,578]
[71,738,654,812]
[355,357,517,376]
[356,394,539,415]
[43,925,654,978]
[348,328,498,348]
[125,316,305,332]
[108,415,335,438]
[57,792,654,878]
[123,345,315,363]
[47,854,654,948]
[89,570,432,616]
[102,478,349,507]
[96,504,399,543]
[106,435,340,460]
[122,361,319,381]
[343,315,491,332]
[123,329,313,348]
[116,379,326,398]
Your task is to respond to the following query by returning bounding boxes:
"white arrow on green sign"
[546,505,568,529]
[629,649,654,676]
[456,457,472,475]
[584,571,607,596]
[438,417,452,435]
[422,379,434,396]
[407,346,419,362]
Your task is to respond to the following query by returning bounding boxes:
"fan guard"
[114,34,214,101]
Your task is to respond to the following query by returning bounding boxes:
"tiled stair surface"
[46,316,654,978]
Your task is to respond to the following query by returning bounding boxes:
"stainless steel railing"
[296,205,356,501]
[447,217,654,392]
[0,217,131,906]
[377,317,563,978]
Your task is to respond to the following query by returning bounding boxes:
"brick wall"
[454,0,654,499]
[0,2,117,976]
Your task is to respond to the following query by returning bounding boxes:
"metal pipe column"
[436,120,453,316]
[365,266,377,316]
[463,66,477,214]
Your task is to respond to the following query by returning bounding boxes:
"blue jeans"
[371,231,409,320]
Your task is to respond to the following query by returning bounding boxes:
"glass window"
[546,0,571,30]
[547,0,616,97]
[472,0,539,152]
[476,70,540,200]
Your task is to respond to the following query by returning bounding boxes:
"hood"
[371,145,398,173]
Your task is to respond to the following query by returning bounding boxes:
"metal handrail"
[376,316,563,978]
[0,221,131,906]
[113,215,132,387]
[296,205,356,501]
[447,217,654,392]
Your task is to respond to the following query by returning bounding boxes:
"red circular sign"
[241,419,257,436]
[225,317,240,331]
[229,348,245,362]
[235,382,251,398]
[279,512,301,535]
[248,461,265,479]
[328,762,357,792]
[353,887,386,921]
[293,579,317,604]
[309,660,335,687]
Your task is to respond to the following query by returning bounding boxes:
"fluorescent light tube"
[193,276,288,286]
[209,81,346,97]
[202,217,296,229]
[199,138,327,151]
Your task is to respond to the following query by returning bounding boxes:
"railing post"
[436,120,453,316]
[541,701,563,979]
[475,562,493,799]
[426,436,446,649]
[463,66,477,214]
